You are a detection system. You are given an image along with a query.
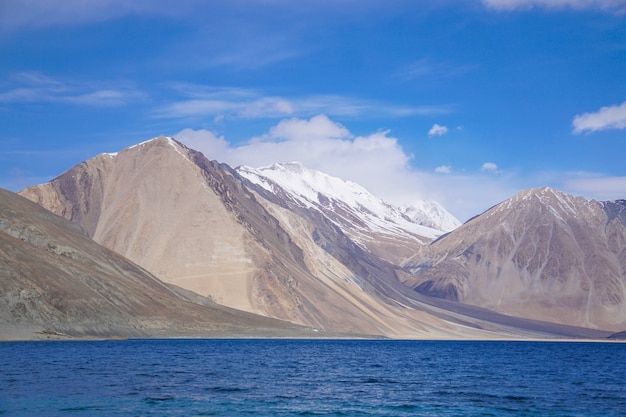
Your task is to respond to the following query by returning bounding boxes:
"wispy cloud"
[572,101,626,134]
[395,58,476,81]
[0,0,194,32]
[560,175,626,200]
[203,32,302,70]
[0,0,410,33]
[10,71,63,86]
[0,71,144,107]
[536,170,626,201]
[156,85,452,120]
[158,97,294,119]
[482,0,626,13]
[435,165,452,174]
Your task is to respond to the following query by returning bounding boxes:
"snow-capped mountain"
[401,201,461,232]
[237,162,459,243]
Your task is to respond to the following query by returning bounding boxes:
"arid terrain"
[0,188,322,340]
[4,137,624,340]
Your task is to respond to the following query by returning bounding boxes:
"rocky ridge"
[403,187,626,331]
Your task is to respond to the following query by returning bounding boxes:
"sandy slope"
[0,188,316,340]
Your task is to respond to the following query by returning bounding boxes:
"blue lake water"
[1,339,625,416]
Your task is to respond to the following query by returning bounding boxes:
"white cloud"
[428,123,449,137]
[177,115,411,186]
[572,101,626,134]
[157,85,452,120]
[173,128,231,160]
[482,0,626,12]
[481,162,500,173]
[256,114,351,143]
[175,114,524,221]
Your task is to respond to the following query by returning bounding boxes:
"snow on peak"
[489,186,593,222]
[243,162,374,208]
[124,136,190,161]
[237,162,456,240]
[127,136,176,149]
[402,201,461,232]
[127,136,161,150]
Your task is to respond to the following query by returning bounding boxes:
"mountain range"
[5,136,625,339]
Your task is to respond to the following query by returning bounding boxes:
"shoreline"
[1,325,624,343]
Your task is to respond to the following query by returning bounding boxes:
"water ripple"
[1,339,625,416]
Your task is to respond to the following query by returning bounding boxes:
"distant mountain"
[401,200,461,234]
[238,162,457,236]
[0,188,310,340]
[237,162,458,264]
[403,187,626,331]
[18,137,618,338]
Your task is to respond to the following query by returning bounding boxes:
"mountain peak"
[128,135,182,150]
[526,186,567,199]
[129,135,172,146]
[402,201,461,232]
[487,186,594,220]
[269,161,306,174]
[238,162,457,241]
[119,136,193,162]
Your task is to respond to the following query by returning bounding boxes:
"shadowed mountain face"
[403,187,626,331]
[0,188,312,339]
[18,137,622,338]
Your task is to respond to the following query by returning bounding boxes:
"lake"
[1,339,625,416]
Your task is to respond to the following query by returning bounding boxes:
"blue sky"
[1,0,625,221]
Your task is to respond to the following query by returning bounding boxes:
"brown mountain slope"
[403,187,626,331]
[0,188,311,340]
